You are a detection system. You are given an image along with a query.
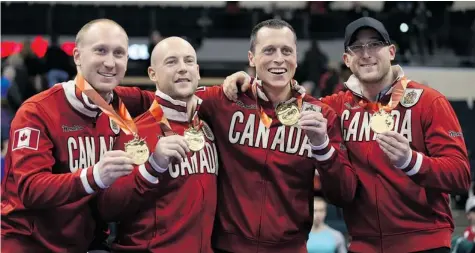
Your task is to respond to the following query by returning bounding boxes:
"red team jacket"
[320,66,471,253]
[98,90,218,253]
[197,83,357,253]
[1,81,156,253]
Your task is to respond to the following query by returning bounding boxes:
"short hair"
[75,18,127,47]
[249,19,297,52]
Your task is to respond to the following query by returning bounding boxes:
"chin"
[174,90,194,100]
[92,82,118,93]
[357,72,381,84]
[262,77,290,89]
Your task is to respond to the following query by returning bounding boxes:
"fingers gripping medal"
[149,99,205,152]
[75,74,148,165]
[125,134,149,165]
[370,110,395,134]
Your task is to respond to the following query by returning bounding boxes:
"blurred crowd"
[1,36,76,176]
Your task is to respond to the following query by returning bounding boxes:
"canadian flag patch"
[12,127,41,151]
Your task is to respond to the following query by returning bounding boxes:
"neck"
[311,223,325,232]
[360,68,396,102]
[98,91,112,102]
[262,82,293,106]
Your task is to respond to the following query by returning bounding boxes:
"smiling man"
[0,19,162,253]
[196,19,357,253]
[97,37,219,253]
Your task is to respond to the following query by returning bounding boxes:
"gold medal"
[125,137,149,165]
[370,110,394,134]
[276,103,300,126]
[184,128,205,152]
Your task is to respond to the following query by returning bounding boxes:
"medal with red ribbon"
[363,77,409,133]
[251,79,304,128]
[75,74,149,165]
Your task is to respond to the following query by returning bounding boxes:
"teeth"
[269,68,286,74]
[99,73,115,77]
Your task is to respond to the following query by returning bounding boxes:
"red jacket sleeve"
[195,85,224,121]
[398,96,470,193]
[115,86,155,117]
[97,129,172,222]
[312,104,359,206]
[9,102,98,208]
[320,92,346,113]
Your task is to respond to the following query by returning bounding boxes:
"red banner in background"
[1,36,75,59]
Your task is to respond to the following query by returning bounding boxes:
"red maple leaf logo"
[20,134,27,141]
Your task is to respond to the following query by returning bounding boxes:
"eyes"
[94,46,126,58]
[165,57,196,66]
[263,46,293,56]
[347,41,387,54]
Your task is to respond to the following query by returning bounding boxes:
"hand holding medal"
[364,77,413,167]
[152,135,190,169]
[299,110,328,147]
[148,99,204,168]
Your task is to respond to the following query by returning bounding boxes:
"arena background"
[1,0,475,250]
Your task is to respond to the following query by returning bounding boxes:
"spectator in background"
[450,193,475,253]
[20,39,44,81]
[301,40,328,90]
[5,54,32,113]
[44,35,74,87]
[465,188,475,242]
[1,65,15,99]
[319,63,350,97]
[1,66,14,181]
[148,30,163,60]
[307,197,347,253]
[306,1,329,15]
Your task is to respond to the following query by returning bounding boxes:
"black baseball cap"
[344,17,391,49]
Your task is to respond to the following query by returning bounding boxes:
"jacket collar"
[154,89,202,123]
[62,80,114,118]
[344,65,405,99]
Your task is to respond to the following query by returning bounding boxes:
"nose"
[103,53,115,68]
[361,46,371,58]
[273,50,285,65]
[177,59,187,74]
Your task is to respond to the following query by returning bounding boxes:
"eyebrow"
[92,43,126,51]
[163,55,195,62]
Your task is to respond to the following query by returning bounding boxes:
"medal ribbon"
[75,73,138,137]
[190,101,204,131]
[359,77,409,113]
[251,79,304,128]
[149,98,203,136]
[149,100,174,136]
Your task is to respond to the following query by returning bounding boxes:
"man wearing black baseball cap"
[344,17,391,49]
[221,16,470,253]
[320,16,469,253]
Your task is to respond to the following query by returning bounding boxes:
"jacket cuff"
[310,135,335,162]
[396,151,423,176]
[137,155,169,184]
